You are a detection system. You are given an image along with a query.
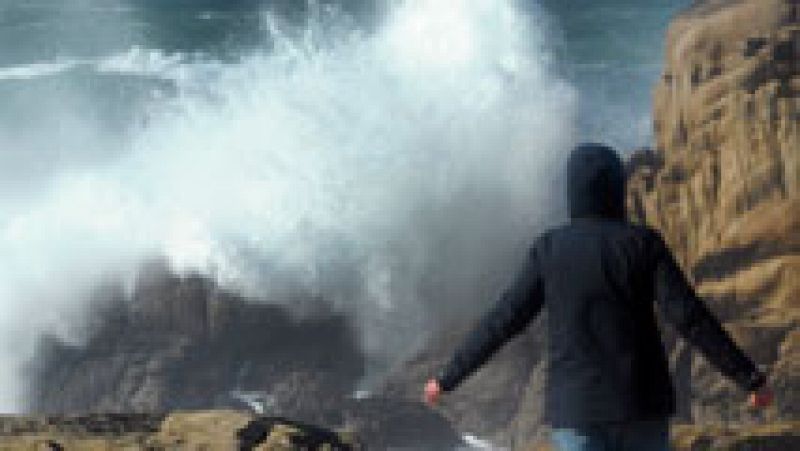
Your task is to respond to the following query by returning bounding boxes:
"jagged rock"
[27,264,365,416]
[25,266,465,448]
[238,416,360,450]
[0,408,462,449]
[627,0,799,425]
[0,411,359,450]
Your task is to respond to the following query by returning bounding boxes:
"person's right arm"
[650,232,771,406]
[432,245,545,397]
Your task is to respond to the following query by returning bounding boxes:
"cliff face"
[628,0,799,423]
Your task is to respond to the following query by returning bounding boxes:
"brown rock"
[0,411,361,450]
[628,0,799,426]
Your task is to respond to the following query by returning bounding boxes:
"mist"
[0,0,577,412]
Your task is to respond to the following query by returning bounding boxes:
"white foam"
[0,0,576,411]
[0,48,208,83]
[462,434,505,449]
[0,60,80,81]
[95,46,189,79]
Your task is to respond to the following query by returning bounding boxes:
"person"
[423,144,773,451]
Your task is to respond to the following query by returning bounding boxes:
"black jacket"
[438,144,765,427]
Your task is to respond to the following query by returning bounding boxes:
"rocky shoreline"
[0,412,357,450]
[13,0,799,449]
[0,413,798,450]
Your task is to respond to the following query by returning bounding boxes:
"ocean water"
[540,0,690,148]
[0,0,688,412]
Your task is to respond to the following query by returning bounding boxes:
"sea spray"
[0,0,575,411]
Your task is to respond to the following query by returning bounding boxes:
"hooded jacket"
[438,144,765,426]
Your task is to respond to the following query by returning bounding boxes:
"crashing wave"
[0,60,80,81]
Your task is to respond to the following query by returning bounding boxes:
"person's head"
[567,143,626,220]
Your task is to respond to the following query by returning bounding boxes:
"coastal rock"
[628,0,799,425]
[27,260,365,416]
[26,263,464,449]
[0,411,359,450]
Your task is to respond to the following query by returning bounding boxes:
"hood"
[567,143,626,220]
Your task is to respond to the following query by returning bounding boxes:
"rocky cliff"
[627,0,799,424]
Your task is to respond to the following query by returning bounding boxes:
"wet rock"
[336,397,464,449]
[27,264,365,416]
[238,417,357,450]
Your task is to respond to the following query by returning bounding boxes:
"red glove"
[749,386,774,409]
[424,379,442,406]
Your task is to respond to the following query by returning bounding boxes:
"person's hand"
[424,379,442,406]
[748,386,774,409]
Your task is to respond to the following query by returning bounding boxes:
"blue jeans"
[552,419,670,451]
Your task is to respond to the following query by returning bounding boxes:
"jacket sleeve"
[651,232,766,392]
[437,246,545,392]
